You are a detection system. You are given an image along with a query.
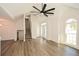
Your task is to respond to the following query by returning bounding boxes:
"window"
[65,18,77,45]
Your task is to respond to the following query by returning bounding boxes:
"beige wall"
[0,6,17,41]
[0,8,24,41]
[0,14,24,41]
[0,41,1,56]
[0,18,17,41]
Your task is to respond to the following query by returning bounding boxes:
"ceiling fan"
[32,4,55,17]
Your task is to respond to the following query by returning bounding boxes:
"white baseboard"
[60,42,79,50]
[1,39,15,41]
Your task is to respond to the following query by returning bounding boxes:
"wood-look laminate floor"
[1,39,79,56]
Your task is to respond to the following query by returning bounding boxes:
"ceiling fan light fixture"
[32,4,55,17]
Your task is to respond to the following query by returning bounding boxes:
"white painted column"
[24,14,25,42]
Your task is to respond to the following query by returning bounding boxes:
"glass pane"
[65,19,77,46]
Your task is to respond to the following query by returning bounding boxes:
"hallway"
[1,39,79,56]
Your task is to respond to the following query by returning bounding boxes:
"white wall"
[15,14,24,30]
[31,4,62,43]
[77,17,79,49]
[31,4,79,49]
[15,14,24,40]
[57,5,79,49]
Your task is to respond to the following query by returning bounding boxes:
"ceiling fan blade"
[43,13,48,17]
[46,12,54,14]
[30,11,39,13]
[41,4,47,12]
[44,8,55,12]
[32,6,41,12]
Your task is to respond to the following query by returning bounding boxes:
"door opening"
[25,18,32,39]
[40,22,47,40]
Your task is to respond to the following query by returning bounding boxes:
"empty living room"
[0,3,79,56]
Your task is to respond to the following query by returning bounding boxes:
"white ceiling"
[0,3,79,19]
[63,3,79,9]
[0,3,34,18]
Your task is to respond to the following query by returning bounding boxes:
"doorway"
[25,18,32,39]
[40,22,47,39]
[65,18,77,46]
[17,30,24,41]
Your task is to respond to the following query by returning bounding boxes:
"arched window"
[65,18,77,45]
